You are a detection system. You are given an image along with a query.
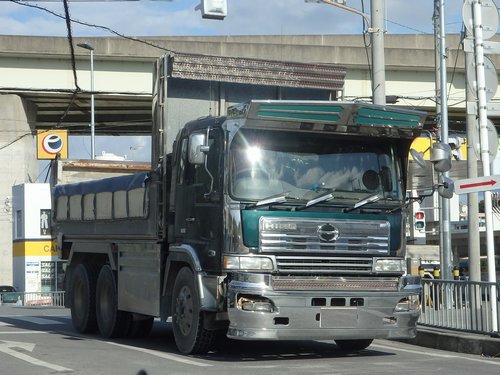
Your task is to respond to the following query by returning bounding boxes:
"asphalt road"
[0,305,499,375]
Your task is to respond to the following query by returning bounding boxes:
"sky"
[1,0,466,37]
[0,0,473,176]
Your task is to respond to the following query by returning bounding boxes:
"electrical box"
[200,0,227,20]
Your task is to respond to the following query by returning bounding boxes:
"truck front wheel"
[71,263,98,333]
[172,267,216,354]
[96,265,130,338]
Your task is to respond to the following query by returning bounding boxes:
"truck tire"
[172,267,216,354]
[335,339,373,351]
[96,265,131,338]
[71,263,98,333]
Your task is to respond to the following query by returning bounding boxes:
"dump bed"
[52,171,159,239]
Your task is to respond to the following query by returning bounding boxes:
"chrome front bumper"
[226,273,421,341]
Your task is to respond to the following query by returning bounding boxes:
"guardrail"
[0,291,65,307]
[419,279,500,335]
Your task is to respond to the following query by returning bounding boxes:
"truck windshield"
[229,128,403,205]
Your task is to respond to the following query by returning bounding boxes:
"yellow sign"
[409,136,468,161]
[37,129,68,160]
[13,240,58,257]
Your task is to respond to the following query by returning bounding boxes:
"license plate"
[320,307,358,328]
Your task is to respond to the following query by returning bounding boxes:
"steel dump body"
[53,172,156,236]
[53,96,426,353]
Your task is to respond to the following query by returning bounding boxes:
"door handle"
[185,217,196,223]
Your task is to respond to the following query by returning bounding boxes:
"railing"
[419,279,500,335]
[0,291,66,307]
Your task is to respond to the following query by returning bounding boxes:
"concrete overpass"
[2,34,499,134]
[1,34,500,285]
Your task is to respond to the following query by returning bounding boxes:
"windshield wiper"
[244,192,290,209]
[344,193,381,213]
[292,190,334,211]
[306,191,334,207]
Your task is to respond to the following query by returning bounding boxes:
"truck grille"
[260,217,390,254]
[275,256,373,275]
[271,276,399,291]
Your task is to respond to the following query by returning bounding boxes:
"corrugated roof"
[169,52,346,91]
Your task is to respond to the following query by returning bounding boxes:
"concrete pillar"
[0,94,38,285]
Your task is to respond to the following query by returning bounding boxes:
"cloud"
[1,0,466,37]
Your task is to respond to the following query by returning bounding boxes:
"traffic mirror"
[437,176,454,199]
[430,143,452,173]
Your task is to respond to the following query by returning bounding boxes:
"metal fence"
[0,282,498,335]
[419,278,500,334]
[0,291,65,307]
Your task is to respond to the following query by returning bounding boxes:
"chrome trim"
[271,276,399,291]
[275,255,373,275]
[260,217,390,254]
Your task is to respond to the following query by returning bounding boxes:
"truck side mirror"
[188,133,210,165]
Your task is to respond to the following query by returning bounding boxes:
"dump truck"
[52,55,437,355]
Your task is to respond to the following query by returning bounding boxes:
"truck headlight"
[224,255,274,271]
[374,258,405,273]
[395,295,420,312]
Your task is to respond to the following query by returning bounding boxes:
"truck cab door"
[173,128,223,272]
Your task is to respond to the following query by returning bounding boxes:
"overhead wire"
[62,0,80,92]
[6,0,471,151]
[447,24,465,102]
[9,0,172,52]
[3,0,171,152]
[0,132,34,152]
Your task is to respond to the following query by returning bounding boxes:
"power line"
[0,132,34,152]
[385,19,431,35]
[9,0,172,52]
[3,0,165,153]
[62,0,80,92]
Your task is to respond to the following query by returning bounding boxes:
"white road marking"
[0,321,13,326]
[104,340,213,367]
[0,340,73,372]
[372,343,500,366]
[12,316,65,325]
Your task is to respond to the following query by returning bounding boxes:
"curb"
[402,327,500,357]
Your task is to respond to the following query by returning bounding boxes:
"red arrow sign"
[455,175,500,195]
[459,180,497,190]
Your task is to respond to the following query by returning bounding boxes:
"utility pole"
[462,0,499,332]
[434,0,452,280]
[370,0,386,105]
[464,27,481,284]
[471,0,498,331]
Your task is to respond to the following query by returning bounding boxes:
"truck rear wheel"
[96,265,130,338]
[172,267,216,354]
[335,339,373,351]
[71,263,98,333]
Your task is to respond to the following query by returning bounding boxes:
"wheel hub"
[175,285,193,336]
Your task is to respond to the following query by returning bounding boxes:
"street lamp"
[77,42,95,160]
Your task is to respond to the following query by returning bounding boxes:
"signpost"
[454,175,500,195]
[463,0,499,333]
